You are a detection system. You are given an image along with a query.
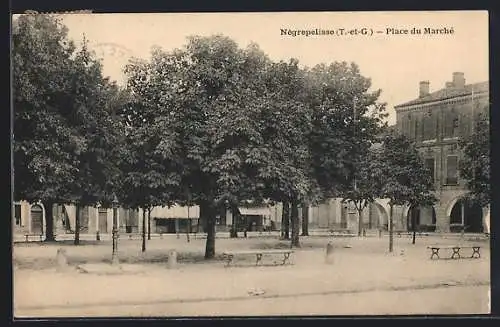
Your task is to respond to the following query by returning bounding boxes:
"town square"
[11,11,490,317]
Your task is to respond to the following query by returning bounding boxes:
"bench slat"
[223,250,294,255]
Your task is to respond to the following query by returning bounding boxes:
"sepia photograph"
[11,10,490,317]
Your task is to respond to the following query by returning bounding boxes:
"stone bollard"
[378,228,382,238]
[167,250,177,269]
[325,241,334,264]
[56,248,69,271]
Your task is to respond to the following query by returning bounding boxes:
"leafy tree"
[66,40,126,245]
[459,116,490,207]
[340,150,381,236]
[12,14,80,241]
[373,132,436,252]
[255,59,316,247]
[13,14,126,245]
[124,36,274,258]
[305,62,387,236]
[121,53,184,252]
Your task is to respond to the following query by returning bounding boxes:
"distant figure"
[325,241,334,264]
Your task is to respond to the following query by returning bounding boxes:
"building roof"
[395,81,489,108]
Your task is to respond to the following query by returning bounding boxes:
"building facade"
[12,200,279,239]
[304,72,490,234]
[393,72,489,233]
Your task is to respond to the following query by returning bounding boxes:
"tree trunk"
[230,205,239,238]
[141,208,146,252]
[291,200,300,248]
[281,201,290,240]
[147,208,151,240]
[203,201,216,259]
[411,208,416,244]
[301,203,309,236]
[357,207,364,237]
[44,201,56,242]
[388,204,394,253]
[74,204,80,245]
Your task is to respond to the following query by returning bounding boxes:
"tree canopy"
[459,116,490,207]
[13,14,125,240]
[14,17,396,255]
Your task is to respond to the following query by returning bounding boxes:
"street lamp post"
[111,194,119,265]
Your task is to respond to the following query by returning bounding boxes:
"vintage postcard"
[12,11,490,317]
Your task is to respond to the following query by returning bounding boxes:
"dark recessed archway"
[449,198,483,233]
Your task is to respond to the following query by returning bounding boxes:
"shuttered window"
[446,155,459,185]
[423,112,436,140]
[424,158,435,183]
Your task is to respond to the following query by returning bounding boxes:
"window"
[15,204,21,226]
[423,112,436,140]
[444,109,459,138]
[414,119,420,141]
[446,155,459,185]
[424,158,435,183]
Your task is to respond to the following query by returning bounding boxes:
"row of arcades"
[13,193,489,238]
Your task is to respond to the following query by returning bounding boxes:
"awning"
[238,207,271,217]
[149,205,200,219]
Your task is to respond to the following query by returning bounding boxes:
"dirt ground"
[12,233,490,317]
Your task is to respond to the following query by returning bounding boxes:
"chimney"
[452,72,465,88]
[419,81,430,98]
[445,81,454,89]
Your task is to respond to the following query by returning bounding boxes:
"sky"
[56,11,488,125]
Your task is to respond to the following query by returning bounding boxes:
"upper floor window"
[444,109,459,138]
[414,119,420,141]
[422,111,436,140]
[445,155,459,185]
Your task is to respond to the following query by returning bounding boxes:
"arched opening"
[449,198,483,233]
[30,204,44,234]
[407,205,436,232]
[371,202,388,230]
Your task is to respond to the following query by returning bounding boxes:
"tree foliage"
[13,14,124,242]
[459,116,490,207]
[372,132,437,251]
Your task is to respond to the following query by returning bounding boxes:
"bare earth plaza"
[11,11,490,317]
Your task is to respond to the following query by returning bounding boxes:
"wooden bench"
[427,245,481,260]
[222,249,294,267]
[394,230,429,238]
[24,234,43,242]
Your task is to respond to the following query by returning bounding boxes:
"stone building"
[306,72,489,234]
[393,72,489,233]
[12,201,142,239]
[12,200,278,239]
